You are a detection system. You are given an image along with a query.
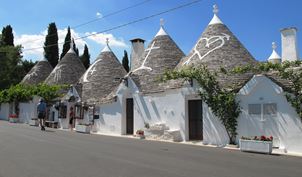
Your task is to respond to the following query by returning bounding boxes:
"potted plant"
[239,135,273,154]
[136,129,145,139]
[9,114,19,123]
[75,123,91,134]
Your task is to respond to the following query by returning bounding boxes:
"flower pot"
[29,118,39,126]
[136,134,145,139]
[9,118,19,123]
[75,124,91,134]
[239,139,272,154]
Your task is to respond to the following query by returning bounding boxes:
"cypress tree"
[44,22,59,68]
[60,26,71,59]
[72,39,79,56]
[122,50,129,72]
[80,44,90,69]
[1,25,14,46]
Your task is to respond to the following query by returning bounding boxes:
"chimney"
[130,38,145,71]
[280,27,300,62]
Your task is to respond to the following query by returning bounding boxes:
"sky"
[0,0,301,63]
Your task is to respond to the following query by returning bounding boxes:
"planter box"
[135,134,145,139]
[29,119,39,126]
[75,124,91,134]
[9,118,19,123]
[239,139,272,154]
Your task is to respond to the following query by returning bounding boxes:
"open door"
[126,98,134,134]
[188,100,203,140]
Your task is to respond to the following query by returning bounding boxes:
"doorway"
[126,98,134,134]
[188,100,203,140]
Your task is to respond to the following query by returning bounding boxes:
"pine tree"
[122,50,129,72]
[44,22,59,68]
[80,44,90,69]
[1,25,14,46]
[60,26,71,59]
[72,39,79,56]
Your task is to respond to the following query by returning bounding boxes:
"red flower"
[9,114,18,118]
[269,136,273,141]
[260,135,266,141]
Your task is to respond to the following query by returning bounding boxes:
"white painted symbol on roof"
[83,59,103,82]
[54,65,64,82]
[183,33,230,65]
[129,41,159,75]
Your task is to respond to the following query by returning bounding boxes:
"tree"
[122,50,129,72]
[44,22,59,68]
[0,45,23,89]
[72,39,79,56]
[1,25,14,46]
[80,44,90,69]
[21,60,37,73]
[60,26,71,60]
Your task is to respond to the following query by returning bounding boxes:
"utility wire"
[23,0,202,52]
[72,0,152,29]
[23,0,152,44]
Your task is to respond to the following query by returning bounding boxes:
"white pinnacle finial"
[155,18,168,36]
[67,38,75,54]
[213,4,219,14]
[101,38,111,52]
[268,41,281,61]
[209,4,223,25]
[272,42,277,50]
[160,18,165,27]
[70,38,74,49]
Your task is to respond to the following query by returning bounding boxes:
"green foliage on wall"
[229,61,302,120]
[161,65,240,144]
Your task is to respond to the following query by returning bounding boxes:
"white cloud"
[85,32,127,48]
[15,28,88,59]
[96,12,102,18]
[15,34,45,59]
[15,28,127,61]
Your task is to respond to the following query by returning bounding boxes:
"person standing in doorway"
[69,107,75,131]
[37,98,47,131]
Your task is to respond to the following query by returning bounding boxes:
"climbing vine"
[161,64,240,144]
[228,61,302,120]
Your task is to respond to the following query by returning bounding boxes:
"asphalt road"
[0,121,301,177]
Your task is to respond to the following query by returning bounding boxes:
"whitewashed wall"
[95,101,123,135]
[202,103,230,146]
[93,78,231,146]
[19,96,40,123]
[0,103,9,121]
[237,75,302,153]
[133,90,187,140]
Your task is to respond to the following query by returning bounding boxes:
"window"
[248,104,261,115]
[263,103,277,115]
[248,103,277,116]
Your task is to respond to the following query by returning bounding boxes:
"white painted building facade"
[237,75,302,153]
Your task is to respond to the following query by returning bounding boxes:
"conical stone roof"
[130,23,185,94]
[177,5,257,90]
[178,23,257,70]
[21,59,53,85]
[79,43,127,104]
[44,48,86,85]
